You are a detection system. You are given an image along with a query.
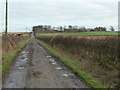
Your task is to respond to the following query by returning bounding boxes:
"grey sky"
[0,0,119,32]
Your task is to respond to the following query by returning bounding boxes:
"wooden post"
[5,0,8,35]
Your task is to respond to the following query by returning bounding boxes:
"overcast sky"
[0,0,119,32]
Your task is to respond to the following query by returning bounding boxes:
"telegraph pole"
[26,28,28,32]
[5,0,8,35]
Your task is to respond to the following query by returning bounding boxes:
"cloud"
[0,0,118,32]
[1,0,119,2]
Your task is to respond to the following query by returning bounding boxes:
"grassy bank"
[37,31,120,37]
[35,39,104,88]
[2,39,30,74]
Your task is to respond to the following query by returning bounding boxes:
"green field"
[37,31,120,37]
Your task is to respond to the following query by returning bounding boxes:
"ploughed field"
[36,35,119,88]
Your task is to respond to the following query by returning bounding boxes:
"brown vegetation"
[2,35,29,54]
[36,35,119,88]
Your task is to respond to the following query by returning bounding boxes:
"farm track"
[3,40,89,88]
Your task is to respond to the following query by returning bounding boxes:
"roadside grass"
[37,31,120,37]
[2,39,30,74]
[35,39,105,89]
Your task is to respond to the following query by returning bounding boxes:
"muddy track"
[3,40,89,88]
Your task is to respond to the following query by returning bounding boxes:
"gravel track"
[3,40,89,88]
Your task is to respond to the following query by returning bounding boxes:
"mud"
[3,40,89,88]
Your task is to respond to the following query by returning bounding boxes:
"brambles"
[37,36,119,70]
[2,35,29,54]
[36,35,119,88]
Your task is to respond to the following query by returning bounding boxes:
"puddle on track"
[56,67,62,70]
[52,62,56,65]
[62,74,68,77]
[49,59,55,62]
[21,58,28,61]
[18,66,25,70]
[21,51,29,54]
[46,56,52,58]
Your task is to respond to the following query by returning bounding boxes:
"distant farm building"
[33,25,54,34]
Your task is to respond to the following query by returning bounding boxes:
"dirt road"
[3,40,89,88]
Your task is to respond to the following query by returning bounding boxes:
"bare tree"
[68,25,73,29]
[110,26,114,31]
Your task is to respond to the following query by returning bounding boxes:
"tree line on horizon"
[33,25,115,32]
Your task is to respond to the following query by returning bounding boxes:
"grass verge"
[2,39,30,74]
[35,39,104,89]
